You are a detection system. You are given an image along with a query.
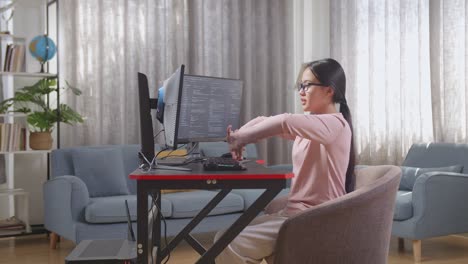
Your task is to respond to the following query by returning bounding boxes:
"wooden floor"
[1,233,468,263]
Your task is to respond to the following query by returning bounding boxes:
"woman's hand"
[227,125,245,161]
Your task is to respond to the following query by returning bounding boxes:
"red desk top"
[129,162,293,181]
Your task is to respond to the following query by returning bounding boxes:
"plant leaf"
[56,104,84,124]
[65,80,82,96]
[27,111,56,132]
[0,77,84,131]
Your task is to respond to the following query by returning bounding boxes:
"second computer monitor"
[177,75,243,143]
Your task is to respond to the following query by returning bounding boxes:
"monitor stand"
[152,163,192,172]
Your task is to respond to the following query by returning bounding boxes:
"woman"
[215,58,355,264]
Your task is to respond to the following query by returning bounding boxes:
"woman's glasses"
[296,82,327,93]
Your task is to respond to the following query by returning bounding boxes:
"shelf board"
[0,34,26,42]
[0,113,27,117]
[0,228,29,237]
[0,150,51,154]
[0,72,57,78]
[0,188,27,196]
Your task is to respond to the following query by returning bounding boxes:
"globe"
[29,35,56,72]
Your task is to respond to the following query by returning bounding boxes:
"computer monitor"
[138,70,191,171]
[138,65,243,170]
[160,65,185,148]
[177,74,243,143]
[158,65,243,150]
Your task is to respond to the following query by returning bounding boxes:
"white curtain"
[429,0,468,143]
[59,0,294,164]
[330,0,433,165]
[293,0,330,114]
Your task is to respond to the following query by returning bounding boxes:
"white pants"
[214,212,288,264]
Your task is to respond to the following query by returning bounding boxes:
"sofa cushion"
[394,191,413,221]
[163,190,244,218]
[85,195,172,223]
[400,165,463,191]
[120,145,140,195]
[402,143,468,174]
[72,148,129,197]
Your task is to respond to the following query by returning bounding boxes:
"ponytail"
[340,102,355,193]
[306,58,355,193]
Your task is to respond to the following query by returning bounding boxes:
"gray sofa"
[392,143,468,262]
[44,143,289,248]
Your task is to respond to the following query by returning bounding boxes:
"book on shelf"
[0,155,4,184]
[3,44,26,72]
[0,216,25,229]
[0,123,26,152]
[0,216,27,235]
[0,224,25,230]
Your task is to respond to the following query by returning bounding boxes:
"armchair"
[392,143,468,262]
[273,165,401,264]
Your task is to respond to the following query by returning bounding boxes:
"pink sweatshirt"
[234,113,351,215]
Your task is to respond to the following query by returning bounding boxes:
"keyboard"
[203,157,247,171]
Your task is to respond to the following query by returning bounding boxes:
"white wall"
[293,0,330,113]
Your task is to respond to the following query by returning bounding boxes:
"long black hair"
[303,58,356,193]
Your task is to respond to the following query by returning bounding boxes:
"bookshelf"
[0,34,25,42]
[0,0,59,236]
[0,188,30,237]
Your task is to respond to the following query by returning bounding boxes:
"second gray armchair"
[392,143,468,262]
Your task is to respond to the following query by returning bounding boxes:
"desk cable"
[138,147,169,172]
[154,129,165,140]
[151,193,170,264]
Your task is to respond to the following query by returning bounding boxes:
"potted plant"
[0,77,84,150]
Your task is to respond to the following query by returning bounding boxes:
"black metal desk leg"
[153,190,162,264]
[196,186,283,264]
[160,189,231,260]
[137,181,149,264]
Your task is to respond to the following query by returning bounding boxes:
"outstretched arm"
[238,116,296,140]
[239,116,268,130]
[229,113,346,151]
[228,115,297,159]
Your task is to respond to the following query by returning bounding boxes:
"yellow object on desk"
[156,149,187,158]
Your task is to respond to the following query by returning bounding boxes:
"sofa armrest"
[43,175,90,241]
[410,172,468,238]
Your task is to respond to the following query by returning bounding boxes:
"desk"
[129,162,293,264]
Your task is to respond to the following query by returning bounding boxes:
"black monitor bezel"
[137,72,155,163]
[170,64,185,150]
